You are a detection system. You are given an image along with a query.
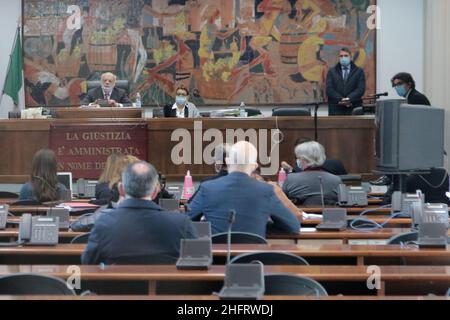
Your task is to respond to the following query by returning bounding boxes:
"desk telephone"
[338,185,368,207]
[0,204,8,229]
[77,178,96,198]
[19,214,59,245]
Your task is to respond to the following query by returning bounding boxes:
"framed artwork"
[22,0,376,107]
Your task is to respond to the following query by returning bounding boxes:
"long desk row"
[2,228,449,244]
[1,265,448,296]
[0,244,448,266]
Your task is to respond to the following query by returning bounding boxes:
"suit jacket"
[326,62,366,115]
[81,198,197,265]
[163,102,201,118]
[187,172,300,238]
[81,86,132,105]
[407,89,431,106]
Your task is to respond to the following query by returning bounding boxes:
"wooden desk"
[54,107,142,119]
[0,265,448,296]
[0,228,415,244]
[0,117,375,182]
[0,244,448,266]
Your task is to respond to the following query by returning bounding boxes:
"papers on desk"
[57,202,100,214]
[300,228,317,232]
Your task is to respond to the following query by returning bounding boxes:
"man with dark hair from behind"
[82,161,197,265]
[391,72,431,105]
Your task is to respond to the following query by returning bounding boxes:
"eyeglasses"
[176,92,188,96]
[339,54,350,58]
[392,81,405,87]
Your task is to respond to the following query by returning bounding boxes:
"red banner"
[49,123,148,179]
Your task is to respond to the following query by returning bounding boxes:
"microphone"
[227,209,236,265]
[318,176,325,210]
[369,92,388,99]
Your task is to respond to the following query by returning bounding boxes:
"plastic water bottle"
[239,102,247,117]
[135,92,142,108]
[278,168,287,188]
[182,170,195,200]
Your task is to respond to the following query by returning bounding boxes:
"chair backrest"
[387,231,419,245]
[264,274,328,296]
[70,232,91,244]
[0,273,75,295]
[211,232,268,244]
[230,252,309,265]
[352,107,364,115]
[86,80,129,93]
[272,107,311,117]
[113,254,178,265]
[0,191,19,199]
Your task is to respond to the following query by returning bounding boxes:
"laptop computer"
[218,263,265,300]
[316,208,348,231]
[192,221,211,239]
[176,239,212,270]
[57,172,73,200]
[418,223,449,249]
[158,198,180,211]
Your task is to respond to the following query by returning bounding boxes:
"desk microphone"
[318,176,325,210]
[227,209,236,265]
[369,92,389,99]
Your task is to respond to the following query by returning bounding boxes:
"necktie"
[343,67,349,81]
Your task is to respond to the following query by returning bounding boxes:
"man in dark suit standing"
[391,72,431,105]
[187,141,301,238]
[326,48,366,116]
[82,161,197,265]
[81,72,131,107]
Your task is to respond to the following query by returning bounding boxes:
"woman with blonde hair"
[95,154,140,203]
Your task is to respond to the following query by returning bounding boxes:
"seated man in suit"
[283,141,342,206]
[187,141,301,238]
[391,72,431,105]
[81,72,131,107]
[82,161,197,265]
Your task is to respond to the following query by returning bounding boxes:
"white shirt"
[172,103,186,118]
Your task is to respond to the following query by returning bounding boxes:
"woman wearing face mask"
[282,141,342,206]
[391,73,431,105]
[164,86,201,118]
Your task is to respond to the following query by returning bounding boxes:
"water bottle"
[239,102,247,117]
[278,167,287,188]
[135,92,142,108]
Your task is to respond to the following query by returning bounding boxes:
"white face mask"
[102,85,114,94]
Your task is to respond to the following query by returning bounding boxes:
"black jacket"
[407,89,431,106]
[326,62,366,115]
[81,198,197,265]
[81,86,131,105]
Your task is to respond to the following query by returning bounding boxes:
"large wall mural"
[23,0,376,107]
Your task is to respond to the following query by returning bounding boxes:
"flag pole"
[0,24,22,108]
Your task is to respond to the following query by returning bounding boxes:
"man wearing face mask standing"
[164,86,201,118]
[326,48,366,116]
[391,72,431,105]
[81,72,131,107]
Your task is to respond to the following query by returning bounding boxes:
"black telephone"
[19,214,59,245]
[0,204,8,230]
[77,178,96,199]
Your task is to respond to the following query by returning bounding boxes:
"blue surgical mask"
[176,95,187,106]
[395,85,408,97]
[340,57,351,67]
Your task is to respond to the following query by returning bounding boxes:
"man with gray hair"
[82,161,197,265]
[187,141,300,238]
[81,72,131,107]
[283,141,342,205]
